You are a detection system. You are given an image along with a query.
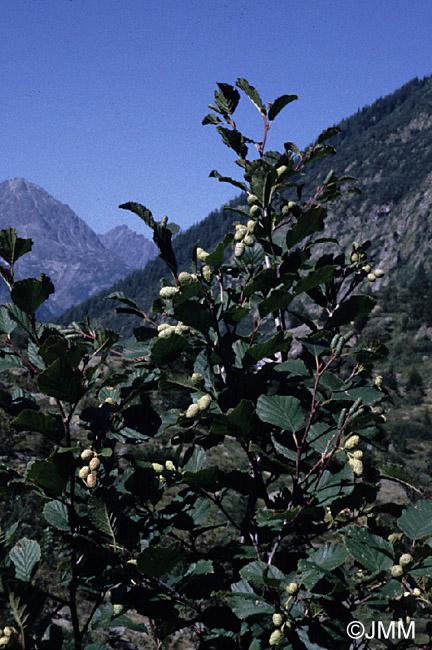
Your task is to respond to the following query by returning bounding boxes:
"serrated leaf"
[202,113,224,125]
[182,445,206,472]
[9,537,41,581]
[317,126,341,144]
[397,500,432,540]
[208,169,248,192]
[379,463,422,494]
[119,202,155,229]
[236,78,266,114]
[329,295,375,327]
[0,307,16,335]
[37,358,83,403]
[245,331,292,368]
[88,498,117,550]
[248,161,278,207]
[215,82,240,116]
[26,450,73,497]
[216,126,248,158]
[11,409,61,437]
[268,94,297,121]
[286,207,326,249]
[137,543,187,578]
[11,274,55,314]
[43,500,69,531]
[314,464,354,506]
[345,526,393,573]
[256,394,303,432]
[0,228,33,265]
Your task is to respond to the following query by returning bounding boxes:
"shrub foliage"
[0,80,431,649]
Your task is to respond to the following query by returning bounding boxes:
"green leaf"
[345,526,393,573]
[26,450,73,497]
[119,202,155,229]
[215,82,240,116]
[227,591,273,619]
[329,295,375,327]
[299,542,347,589]
[37,358,83,403]
[209,170,248,192]
[211,400,258,438]
[150,333,188,365]
[202,113,224,125]
[9,537,41,581]
[258,286,293,318]
[268,94,297,121]
[88,497,117,549]
[43,500,69,531]
[0,228,33,265]
[0,307,17,335]
[294,266,338,295]
[11,409,59,434]
[397,500,432,540]
[137,543,187,578]
[314,464,354,506]
[379,463,423,494]
[182,446,206,472]
[236,78,266,114]
[173,301,211,334]
[244,331,292,368]
[216,126,248,158]
[256,394,303,432]
[247,161,278,207]
[11,274,55,314]
[317,126,341,143]
[286,207,325,249]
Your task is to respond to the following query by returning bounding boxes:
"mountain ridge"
[0,178,157,317]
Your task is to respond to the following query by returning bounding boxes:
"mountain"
[0,179,156,317]
[98,225,157,269]
[56,74,432,332]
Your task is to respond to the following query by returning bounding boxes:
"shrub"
[0,79,431,650]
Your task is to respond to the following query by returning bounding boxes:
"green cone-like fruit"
[272,613,284,627]
[413,587,421,597]
[165,460,176,471]
[178,271,193,284]
[81,448,93,462]
[191,372,205,387]
[390,564,404,578]
[247,193,259,206]
[89,457,101,471]
[286,582,298,594]
[185,403,200,419]
[196,247,210,262]
[367,272,376,282]
[86,473,97,488]
[202,265,212,282]
[249,205,261,218]
[235,242,245,258]
[374,268,384,278]
[276,165,289,177]
[243,235,254,246]
[344,434,359,449]
[399,553,413,566]
[79,466,90,480]
[349,458,363,476]
[152,462,164,473]
[160,286,179,299]
[269,629,282,645]
[197,394,212,411]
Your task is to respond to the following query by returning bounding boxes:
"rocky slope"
[0,178,156,317]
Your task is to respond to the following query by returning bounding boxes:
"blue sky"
[1,0,432,237]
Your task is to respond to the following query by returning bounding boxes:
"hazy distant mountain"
[98,225,157,269]
[0,178,156,317]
